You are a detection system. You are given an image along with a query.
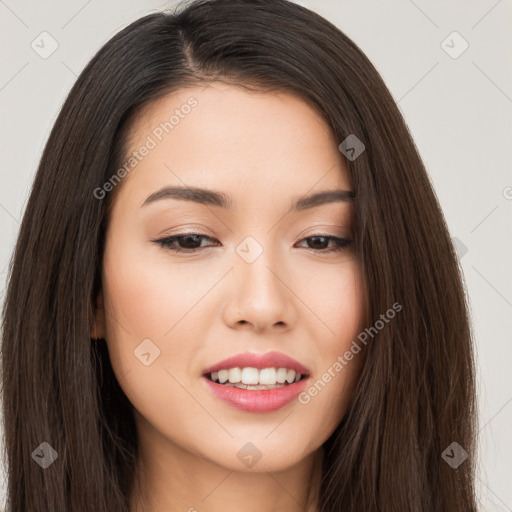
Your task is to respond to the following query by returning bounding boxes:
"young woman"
[1,0,478,510]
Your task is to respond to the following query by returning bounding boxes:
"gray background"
[1,0,511,510]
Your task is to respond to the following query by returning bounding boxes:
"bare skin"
[93,82,366,512]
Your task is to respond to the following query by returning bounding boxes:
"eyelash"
[152,233,353,254]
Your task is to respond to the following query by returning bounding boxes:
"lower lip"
[202,376,308,413]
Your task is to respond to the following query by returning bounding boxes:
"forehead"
[116,82,352,209]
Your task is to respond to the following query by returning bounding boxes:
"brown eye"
[152,234,219,253]
[152,233,352,254]
[296,235,352,253]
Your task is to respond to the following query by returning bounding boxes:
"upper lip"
[202,350,310,376]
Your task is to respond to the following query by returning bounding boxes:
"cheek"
[102,235,212,338]
[309,257,366,344]
[333,262,366,339]
[100,251,210,434]
[100,231,220,390]
[299,259,366,433]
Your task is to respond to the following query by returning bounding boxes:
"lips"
[202,376,308,413]
[202,350,310,376]
[201,351,311,413]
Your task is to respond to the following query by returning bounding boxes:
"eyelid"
[298,224,353,240]
[155,224,217,238]
[151,231,353,255]
[301,226,351,236]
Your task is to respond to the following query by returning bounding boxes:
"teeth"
[241,367,259,384]
[207,367,304,386]
[286,369,296,384]
[228,367,242,383]
[259,368,276,385]
[222,382,287,390]
[276,367,288,383]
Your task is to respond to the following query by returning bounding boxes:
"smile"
[201,351,311,412]
[207,366,305,387]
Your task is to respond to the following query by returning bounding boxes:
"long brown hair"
[1,0,478,510]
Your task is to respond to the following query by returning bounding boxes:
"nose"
[222,249,297,333]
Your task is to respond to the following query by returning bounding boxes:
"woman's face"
[94,82,366,474]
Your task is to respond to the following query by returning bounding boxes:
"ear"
[91,288,106,340]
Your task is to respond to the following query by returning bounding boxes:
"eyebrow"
[141,186,355,210]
